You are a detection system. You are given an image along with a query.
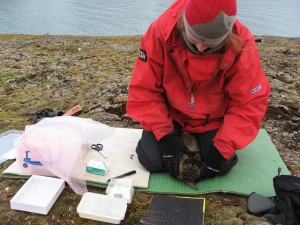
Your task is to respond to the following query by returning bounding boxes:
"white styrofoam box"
[10,175,65,215]
[77,192,127,224]
[106,178,134,204]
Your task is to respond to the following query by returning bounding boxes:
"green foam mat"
[136,129,290,197]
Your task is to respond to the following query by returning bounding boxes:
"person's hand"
[199,145,226,180]
[159,132,189,177]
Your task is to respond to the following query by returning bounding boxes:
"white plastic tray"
[77,192,127,224]
[10,175,65,215]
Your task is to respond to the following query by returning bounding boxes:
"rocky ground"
[0,34,299,225]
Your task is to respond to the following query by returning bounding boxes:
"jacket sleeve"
[213,36,270,159]
[126,22,174,140]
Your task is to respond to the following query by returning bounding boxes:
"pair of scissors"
[91,144,107,159]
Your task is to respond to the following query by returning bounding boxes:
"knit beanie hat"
[183,0,237,46]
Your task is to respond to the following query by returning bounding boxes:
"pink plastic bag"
[18,117,114,195]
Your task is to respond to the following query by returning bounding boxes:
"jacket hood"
[157,0,186,46]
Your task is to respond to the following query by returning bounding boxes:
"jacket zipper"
[177,49,224,109]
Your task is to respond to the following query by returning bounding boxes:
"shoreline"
[0,33,300,39]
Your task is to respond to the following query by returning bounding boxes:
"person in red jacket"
[126,0,270,180]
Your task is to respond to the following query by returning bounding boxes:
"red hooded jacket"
[126,0,270,159]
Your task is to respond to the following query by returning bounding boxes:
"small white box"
[77,192,127,224]
[86,160,108,176]
[10,175,65,215]
[106,178,134,204]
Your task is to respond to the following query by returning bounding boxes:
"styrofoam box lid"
[77,192,127,224]
[10,175,65,215]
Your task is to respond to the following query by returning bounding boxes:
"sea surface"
[0,0,299,37]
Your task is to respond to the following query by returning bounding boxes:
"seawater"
[0,0,299,37]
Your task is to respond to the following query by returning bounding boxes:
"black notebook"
[141,195,205,225]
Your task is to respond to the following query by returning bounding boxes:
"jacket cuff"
[213,140,236,159]
[153,127,174,141]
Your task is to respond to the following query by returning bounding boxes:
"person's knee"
[219,154,238,175]
[136,141,163,172]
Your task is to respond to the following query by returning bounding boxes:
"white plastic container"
[10,175,65,215]
[77,192,127,224]
[0,130,22,164]
[106,178,134,204]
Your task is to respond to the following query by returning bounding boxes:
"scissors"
[91,144,107,159]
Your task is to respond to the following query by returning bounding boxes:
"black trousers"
[136,128,238,175]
